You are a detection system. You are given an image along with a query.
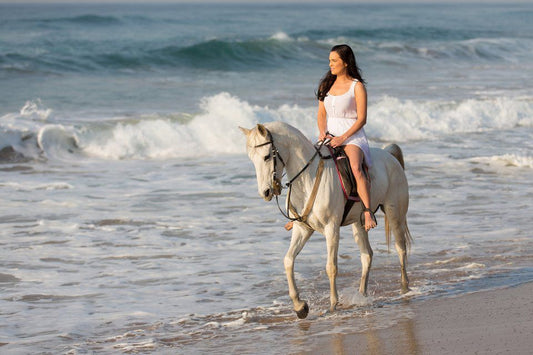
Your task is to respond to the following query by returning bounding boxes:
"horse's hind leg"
[385,207,410,293]
[284,224,313,319]
[352,223,373,296]
[394,223,410,293]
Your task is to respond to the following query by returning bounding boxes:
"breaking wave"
[2,95,532,162]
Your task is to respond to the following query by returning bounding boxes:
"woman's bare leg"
[344,145,376,231]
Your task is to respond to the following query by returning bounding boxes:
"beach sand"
[307,282,533,355]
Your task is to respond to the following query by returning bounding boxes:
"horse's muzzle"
[262,188,274,201]
[262,176,282,201]
[262,184,281,201]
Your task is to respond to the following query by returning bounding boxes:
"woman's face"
[329,51,346,76]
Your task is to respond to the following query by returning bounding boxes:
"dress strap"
[350,79,358,93]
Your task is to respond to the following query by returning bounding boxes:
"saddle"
[328,145,369,225]
[284,143,371,231]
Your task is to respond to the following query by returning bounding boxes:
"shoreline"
[308,282,533,354]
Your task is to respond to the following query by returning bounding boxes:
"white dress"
[324,79,372,167]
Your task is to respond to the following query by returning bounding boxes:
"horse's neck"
[277,132,319,189]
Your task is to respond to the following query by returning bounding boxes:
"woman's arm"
[317,100,328,141]
[330,81,367,147]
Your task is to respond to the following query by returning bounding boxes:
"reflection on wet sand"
[323,316,420,355]
[306,282,533,355]
[286,299,420,355]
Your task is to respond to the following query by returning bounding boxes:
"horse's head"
[240,123,284,201]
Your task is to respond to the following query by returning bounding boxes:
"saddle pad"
[332,146,360,202]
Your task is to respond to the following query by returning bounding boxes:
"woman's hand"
[319,131,334,141]
[318,131,327,142]
[329,135,346,148]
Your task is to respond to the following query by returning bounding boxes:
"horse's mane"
[263,121,314,150]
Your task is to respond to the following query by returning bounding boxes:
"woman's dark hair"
[316,44,365,101]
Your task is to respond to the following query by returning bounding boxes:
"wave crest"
[2,30,530,74]
[1,95,531,162]
[368,96,533,142]
[151,37,301,70]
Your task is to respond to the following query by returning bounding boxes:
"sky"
[0,0,528,3]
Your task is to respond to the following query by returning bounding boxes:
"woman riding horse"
[316,44,376,231]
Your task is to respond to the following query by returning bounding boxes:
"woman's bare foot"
[364,210,377,231]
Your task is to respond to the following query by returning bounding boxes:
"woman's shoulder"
[351,78,365,89]
[352,78,365,89]
[353,80,367,97]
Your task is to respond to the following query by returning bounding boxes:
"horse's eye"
[264,154,271,161]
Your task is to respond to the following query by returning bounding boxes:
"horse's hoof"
[295,302,309,319]
[401,286,410,294]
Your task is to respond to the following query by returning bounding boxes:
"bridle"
[253,130,285,194]
[252,128,332,223]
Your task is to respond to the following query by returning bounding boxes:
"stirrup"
[360,207,377,229]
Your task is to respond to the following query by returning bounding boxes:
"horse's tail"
[383,143,413,251]
[384,217,413,252]
[384,143,405,170]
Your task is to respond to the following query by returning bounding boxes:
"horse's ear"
[239,126,251,136]
[257,124,268,137]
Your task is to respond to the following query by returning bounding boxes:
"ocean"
[1,2,532,353]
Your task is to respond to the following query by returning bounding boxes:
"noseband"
[253,131,285,193]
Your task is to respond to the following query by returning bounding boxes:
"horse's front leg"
[284,223,313,319]
[325,225,340,312]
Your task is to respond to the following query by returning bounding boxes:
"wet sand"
[308,282,533,354]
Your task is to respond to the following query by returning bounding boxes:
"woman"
[317,44,376,231]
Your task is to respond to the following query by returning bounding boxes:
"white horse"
[240,121,412,319]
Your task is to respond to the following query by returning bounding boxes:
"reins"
[254,129,332,226]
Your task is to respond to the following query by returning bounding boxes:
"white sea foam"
[79,94,533,159]
[222,312,247,327]
[340,287,373,306]
[0,181,73,191]
[459,263,486,270]
[2,94,532,161]
[37,124,80,159]
[368,96,533,142]
[471,154,533,169]
[269,31,292,41]
[79,93,315,159]
[269,31,309,42]
[19,99,52,121]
